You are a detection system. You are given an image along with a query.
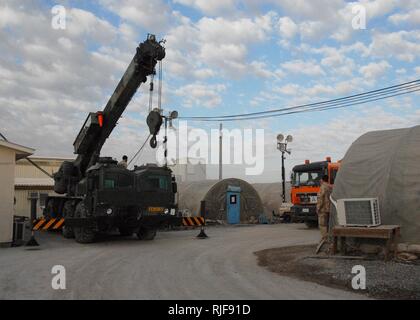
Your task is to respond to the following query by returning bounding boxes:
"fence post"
[25,197,39,247]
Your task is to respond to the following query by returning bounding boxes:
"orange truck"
[290,157,340,227]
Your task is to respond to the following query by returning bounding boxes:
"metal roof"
[15,178,54,187]
[0,140,35,160]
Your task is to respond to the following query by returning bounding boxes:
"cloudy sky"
[0,0,419,182]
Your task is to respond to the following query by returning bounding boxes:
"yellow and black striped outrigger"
[182,217,205,227]
[32,218,65,231]
[32,216,204,231]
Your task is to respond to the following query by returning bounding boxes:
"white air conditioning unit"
[335,198,381,227]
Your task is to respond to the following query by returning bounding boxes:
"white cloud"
[273,84,300,95]
[173,0,237,16]
[277,16,298,38]
[163,12,277,79]
[66,8,117,44]
[270,0,405,42]
[175,83,226,108]
[281,59,325,76]
[359,60,391,79]
[389,9,420,25]
[270,0,344,20]
[197,15,272,44]
[368,30,420,62]
[99,0,171,32]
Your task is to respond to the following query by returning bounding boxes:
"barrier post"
[197,200,208,239]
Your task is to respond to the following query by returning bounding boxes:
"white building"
[0,139,34,246]
[14,156,74,218]
[170,158,206,182]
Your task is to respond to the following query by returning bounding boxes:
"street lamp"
[277,134,293,203]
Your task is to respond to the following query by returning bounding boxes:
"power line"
[202,86,420,122]
[180,79,419,120]
[128,134,151,167]
[178,79,420,122]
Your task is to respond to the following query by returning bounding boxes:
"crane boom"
[54,34,165,195]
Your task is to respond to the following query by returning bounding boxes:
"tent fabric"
[331,125,420,244]
[252,182,291,215]
[178,178,264,222]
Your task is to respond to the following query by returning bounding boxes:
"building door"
[226,186,241,224]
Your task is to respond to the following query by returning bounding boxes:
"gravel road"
[0,224,366,300]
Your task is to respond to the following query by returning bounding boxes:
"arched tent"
[178,178,264,222]
[332,125,420,244]
[252,182,291,215]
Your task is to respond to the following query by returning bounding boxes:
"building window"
[28,192,39,200]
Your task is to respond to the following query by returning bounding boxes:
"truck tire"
[118,227,133,237]
[137,227,156,241]
[305,220,318,228]
[62,201,75,239]
[73,202,95,244]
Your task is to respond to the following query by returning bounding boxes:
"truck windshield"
[293,171,322,187]
[139,174,171,191]
[145,175,169,190]
[103,173,133,189]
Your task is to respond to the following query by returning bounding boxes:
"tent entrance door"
[226,186,241,224]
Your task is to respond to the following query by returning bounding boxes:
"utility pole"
[281,152,286,203]
[219,123,223,180]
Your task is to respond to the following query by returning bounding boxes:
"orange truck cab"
[290,157,340,227]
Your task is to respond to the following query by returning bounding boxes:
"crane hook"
[150,135,158,149]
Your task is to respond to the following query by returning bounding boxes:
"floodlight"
[170,110,178,119]
[277,134,284,142]
[286,135,293,143]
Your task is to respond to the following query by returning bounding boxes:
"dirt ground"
[0,225,366,300]
[255,245,420,300]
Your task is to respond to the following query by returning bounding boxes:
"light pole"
[277,134,293,203]
[162,110,178,167]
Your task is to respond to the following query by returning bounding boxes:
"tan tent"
[178,178,264,222]
[332,125,420,244]
[252,182,291,215]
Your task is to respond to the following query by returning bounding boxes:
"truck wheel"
[73,202,95,244]
[62,201,75,239]
[137,227,156,241]
[305,221,318,228]
[118,227,133,237]
[282,213,292,223]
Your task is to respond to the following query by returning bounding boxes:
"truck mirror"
[172,182,178,194]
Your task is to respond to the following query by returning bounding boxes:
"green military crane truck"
[43,34,180,243]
